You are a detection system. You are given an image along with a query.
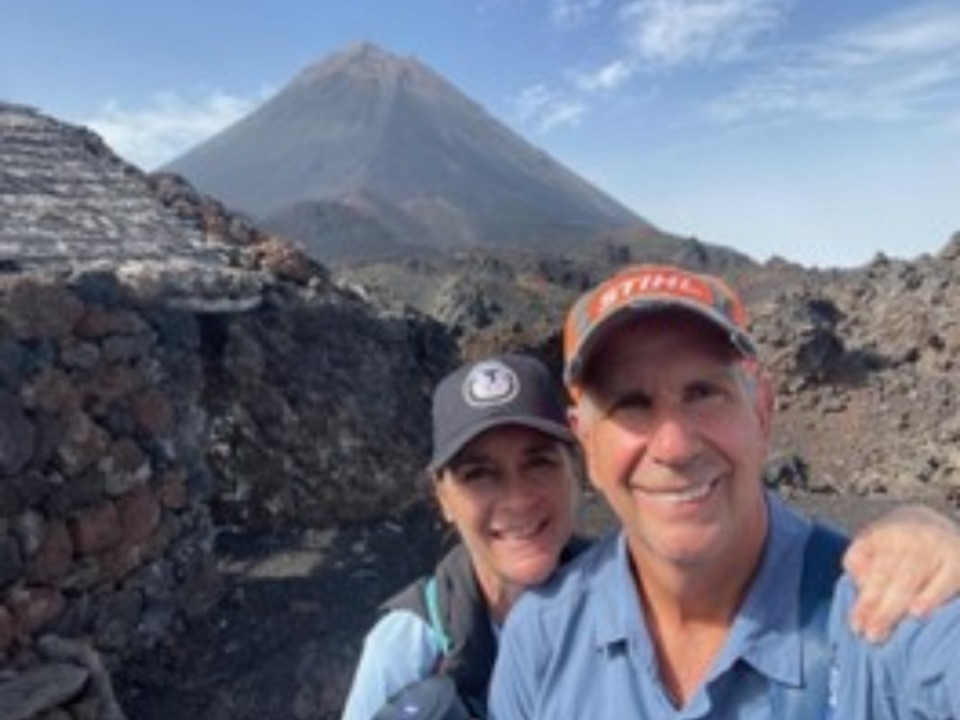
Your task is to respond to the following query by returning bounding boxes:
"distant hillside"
[334,226,758,352]
[260,196,431,264]
[163,43,658,263]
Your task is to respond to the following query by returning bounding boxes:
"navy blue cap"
[428,353,573,472]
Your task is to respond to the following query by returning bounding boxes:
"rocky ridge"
[754,242,960,503]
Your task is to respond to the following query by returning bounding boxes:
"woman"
[342,353,580,720]
[342,353,960,720]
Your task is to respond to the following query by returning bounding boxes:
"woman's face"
[435,425,579,620]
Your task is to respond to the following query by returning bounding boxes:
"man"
[489,264,960,719]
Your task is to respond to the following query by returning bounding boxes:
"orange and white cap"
[563,264,756,391]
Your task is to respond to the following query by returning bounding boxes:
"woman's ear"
[433,471,455,524]
[567,405,586,445]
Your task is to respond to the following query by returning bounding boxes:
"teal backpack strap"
[423,575,453,656]
[776,523,850,719]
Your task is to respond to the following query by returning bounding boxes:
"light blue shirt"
[341,605,505,720]
[490,492,960,719]
[828,574,960,718]
[341,609,439,720]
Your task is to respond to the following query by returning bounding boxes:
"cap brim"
[428,417,574,473]
[566,300,756,387]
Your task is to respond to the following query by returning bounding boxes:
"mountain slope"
[164,43,653,260]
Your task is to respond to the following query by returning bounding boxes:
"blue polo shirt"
[490,492,960,719]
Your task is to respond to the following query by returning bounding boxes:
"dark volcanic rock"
[0,101,461,719]
[753,246,960,502]
[202,283,457,528]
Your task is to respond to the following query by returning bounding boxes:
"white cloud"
[514,83,588,131]
[618,0,790,67]
[576,58,635,91]
[551,0,606,27]
[519,0,790,133]
[707,3,960,125]
[516,0,792,134]
[847,3,960,57]
[83,90,263,170]
[539,99,588,130]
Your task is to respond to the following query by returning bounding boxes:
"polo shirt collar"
[589,492,812,688]
[721,493,811,686]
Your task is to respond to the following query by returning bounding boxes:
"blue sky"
[3,1,959,268]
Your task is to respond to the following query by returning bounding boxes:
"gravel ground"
[114,500,448,720]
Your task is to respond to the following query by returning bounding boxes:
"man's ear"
[567,402,599,492]
[753,368,776,443]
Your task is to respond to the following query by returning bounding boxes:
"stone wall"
[0,258,459,718]
[0,101,462,718]
[202,281,456,530]
[0,271,221,719]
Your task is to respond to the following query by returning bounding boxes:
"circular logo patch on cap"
[462,360,519,407]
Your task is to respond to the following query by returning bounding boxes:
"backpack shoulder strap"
[384,545,494,717]
[380,573,450,661]
[423,574,453,656]
[776,522,850,719]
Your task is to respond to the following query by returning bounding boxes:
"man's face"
[570,312,773,571]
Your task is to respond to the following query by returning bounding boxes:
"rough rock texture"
[0,272,222,719]
[0,103,218,269]
[333,232,755,358]
[0,103,457,719]
[755,244,960,504]
[141,172,458,529]
[201,282,455,529]
[344,239,960,510]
